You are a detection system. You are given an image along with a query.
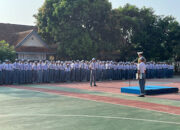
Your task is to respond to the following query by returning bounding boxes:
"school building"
[0,23,56,60]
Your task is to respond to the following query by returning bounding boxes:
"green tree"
[35,0,111,60]
[107,4,141,61]
[0,40,16,62]
[164,17,180,61]
[112,4,180,61]
[35,1,180,61]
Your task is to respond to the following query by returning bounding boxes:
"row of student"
[0,59,174,85]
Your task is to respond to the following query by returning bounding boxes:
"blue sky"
[0,0,180,25]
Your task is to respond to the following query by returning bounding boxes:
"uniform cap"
[92,58,96,61]
[137,52,143,55]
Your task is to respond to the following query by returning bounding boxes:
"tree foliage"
[35,1,180,61]
[0,40,16,62]
[35,0,111,60]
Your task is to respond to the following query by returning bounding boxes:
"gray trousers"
[43,70,49,83]
[37,70,43,83]
[90,70,96,86]
[139,73,146,95]
[13,69,20,84]
[71,69,75,81]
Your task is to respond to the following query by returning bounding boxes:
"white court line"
[0,114,180,125]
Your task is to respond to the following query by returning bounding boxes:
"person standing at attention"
[89,58,97,87]
[137,57,146,97]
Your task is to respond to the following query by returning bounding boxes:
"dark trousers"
[71,69,75,82]
[20,70,25,84]
[54,70,59,82]
[25,70,32,83]
[33,70,38,83]
[87,69,90,81]
[139,73,146,95]
[49,69,55,82]
[4,70,13,85]
[65,71,71,82]
[75,69,80,82]
[13,69,20,84]
[60,70,65,82]
[43,70,49,83]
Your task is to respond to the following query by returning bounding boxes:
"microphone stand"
[128,58,138,87]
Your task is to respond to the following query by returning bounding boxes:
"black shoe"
[94,85,97,87]
[138,95,145,97]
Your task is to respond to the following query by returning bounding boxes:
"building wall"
[22,34,44,47]
[18,53,46,60]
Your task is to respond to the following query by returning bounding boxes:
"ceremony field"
[0,77,180,130]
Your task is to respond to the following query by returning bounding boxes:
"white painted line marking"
[0,114,180,125]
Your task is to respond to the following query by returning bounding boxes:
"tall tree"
[35,1,180,61]
[112,4,180,61]
[35,0,111,60]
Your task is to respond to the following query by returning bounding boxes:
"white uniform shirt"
[13,62,20,70]
[84,63,89,70]
[90,62,97,70]
[137,62,146,74]
[42,63,49,70]
[65,65,71,72]
[0,64,3,71]
[4,63,13,71]
[70,63,75,70]
[32,64,38,70]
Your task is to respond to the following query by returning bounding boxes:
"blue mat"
[121,86,179,95]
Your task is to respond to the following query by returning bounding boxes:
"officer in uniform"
[137,57,146,97]
[89,58,97,87]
